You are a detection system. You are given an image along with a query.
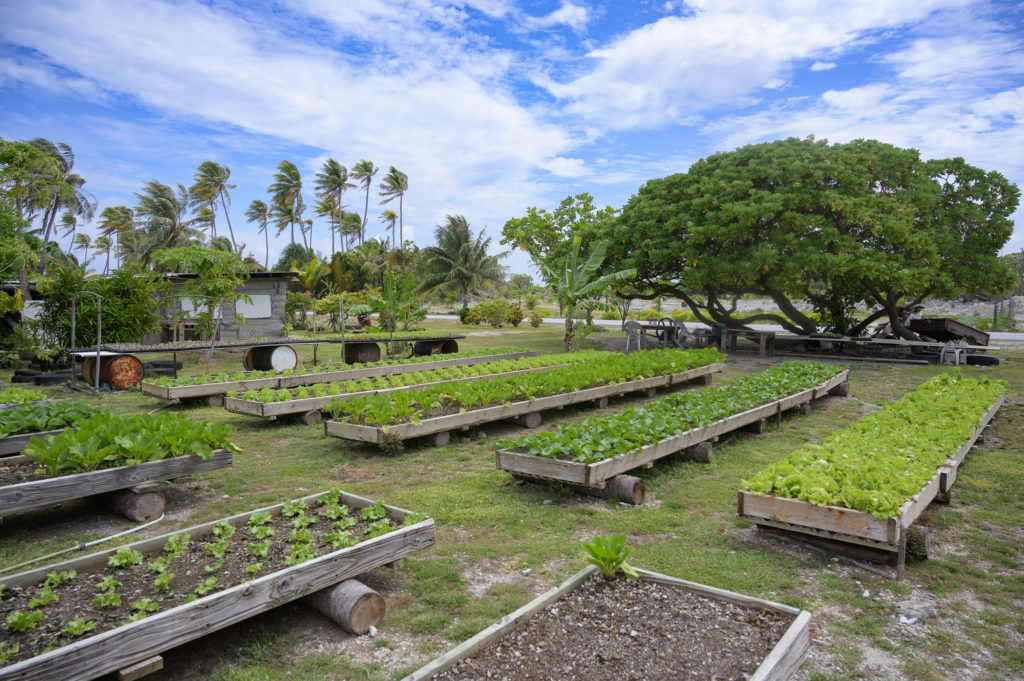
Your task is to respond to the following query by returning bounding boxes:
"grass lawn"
[1,321,1021,681]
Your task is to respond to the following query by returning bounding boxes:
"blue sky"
[2,0,1023,276]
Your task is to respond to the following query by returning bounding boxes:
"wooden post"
[102,487,166,522]
[798,402,813,416]
[116,656,163,681]
[513,413,542,429]
[431,431,451,447]
[205,396,224,408]
[680,441,712,463]
[829,380,850,397]
[743,419,767,435]
[300,410,323,426]
[645,387,657,399]
[593,396,609,409]
[302,579,386,635]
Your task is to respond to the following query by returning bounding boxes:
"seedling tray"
[737,393,1004,578]
[402,564,809,681]
[0,491,434,681]
[0,449,233,516]
[325,363,724,445]
[497,370,849,487]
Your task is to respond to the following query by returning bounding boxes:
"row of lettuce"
[145,346,530,387]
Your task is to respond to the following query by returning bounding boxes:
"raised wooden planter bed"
[224,361,573,420]
[0,429,66,457]
[0,491,434,681]
[0,399,55,411]
[497,370,849,495]
[326,363,724,447]
[0,449,233,518]
[139,351,538,402]
[737,393,1004,579]
[403,564,809,681]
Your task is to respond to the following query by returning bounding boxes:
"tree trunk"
[221,195,238,254]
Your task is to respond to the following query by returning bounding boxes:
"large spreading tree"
[594,137,1019,339]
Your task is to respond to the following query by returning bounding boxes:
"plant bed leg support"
[743,419,767,435]
[300,410,323,426]
[680,441,713,463]
[205,396,224,408]
[116,656,163,681]
[102,485,166,522]
[510,412,543,429]
[430,431,451,447]
[512,473,644,505]
[302,579,386,635]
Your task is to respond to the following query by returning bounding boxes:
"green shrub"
[600,310,619,320]
[637,308,660,321]
[529,312,542,328]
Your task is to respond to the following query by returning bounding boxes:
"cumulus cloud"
[810,61,836,71]
[523,3,590,32]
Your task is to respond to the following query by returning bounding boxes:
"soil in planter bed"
[0,497,395,666]
[432,575,795,681]
[0,460,58,485]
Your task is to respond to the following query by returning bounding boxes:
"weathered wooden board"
[0,492,435,681]
[0,399,57,411]
[0,429,65,456]
[401,564,808,681]
[225,361,573,418]
[738,390,1005,549]
[325,363,725,444]
[140,376,279,401]
[0,449,233,516]
[497,371,849,487]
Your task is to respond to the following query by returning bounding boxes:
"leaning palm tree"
[339,210,362,252]
[379,209,397,250]
[27,138,97,271]
[60,213,77,256]
[73,232,91,269]
[134,181,205,262]
[314,159,353,257]
[350,159,377,246]
[97,205,135,266]
[378,166,408,246]
[189,161,238,253]
[418,215,507,303]
[245,199,271,269]
[268,160,304,245]
[93,235,112,274]
[314,197,342,256]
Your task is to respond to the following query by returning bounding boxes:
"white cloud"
[542,156,587,177]
[0,56,107,101]
[0,0,577,249]
[545,0,961,130]
[523,3,590,32]
[810,61,836,71]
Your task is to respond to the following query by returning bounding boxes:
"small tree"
[152,246,251,339]
[538,237,635,351]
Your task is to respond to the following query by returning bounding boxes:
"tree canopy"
[594,137,1020,338]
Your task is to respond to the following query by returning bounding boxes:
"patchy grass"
[1,329,1021,681]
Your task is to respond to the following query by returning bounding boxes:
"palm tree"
[314,197,341,256]
[190,161,238,253]
[27,138,97,271]
[60,213,77,256]
[379,209,397,250]
[314,159,353,257]
[270,200,299,248]
[268,160,304,245]
[378,166,408,246]
[339,210,362,252]
[245,199,271,269]
[93,235,112,274]
[97,205,135,266]
[419,215,507,303]
[134,181,204,261]
[73,232,92,268]
[350,159,378,246]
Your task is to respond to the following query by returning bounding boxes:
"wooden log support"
[645,387,657,399]
[906,526,931,561]
[829,379,850,397]
[102,487,166,522]
[300,410,323,426]
[575,475,645,505]
[302,579,386,635]
[511,413,543,429]
[680,441,712,463]
[205,395,224,408]
[743,419,767,435]
[798,402,813,416]
[431,431,451,447]
[592,396,609,409]
[701,373,714,386]
[116,656,163,681]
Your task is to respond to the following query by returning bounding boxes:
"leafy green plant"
[247,511,272,527]
[289,528,314,544]
[582,535,639,580]
[360,500,387,521]
[323,504,348,521]
[211,520,236,539]
[194,577,218,595]
[401,512,429,527]
[6,610,44,632]
[204,559,225,574]
[206,538,230,559]
[245,563,262,575]
[250,525,275,540]
[365,519,393,539]
[153,572,174,592]
[284,543,318,566]
[163,533,191,559]
[125,597,160,623]
[332,516,357,531]
[0,642,19,664]
[249,539,272,558]
[324,530,357,550]
[27,587,57,609]
[0,387,46,405]
[96,576,121,592]
[91,590,121,609]
[281,498,308,517]
[108,547,144,568]
[291,514,316,529]
[0,402,105,439]
[43,570,76,589]
[62,618,96,637]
